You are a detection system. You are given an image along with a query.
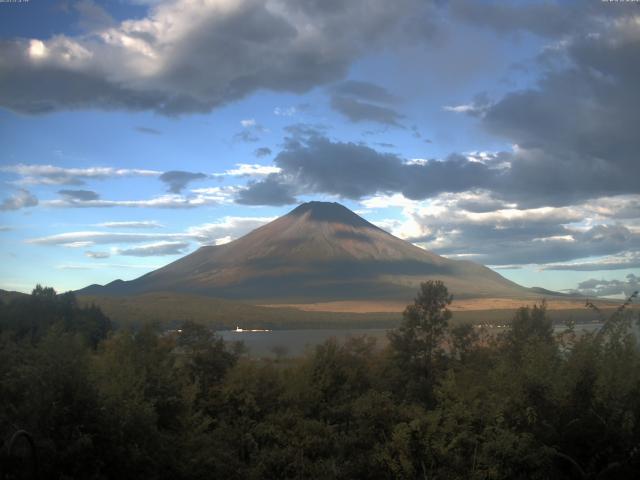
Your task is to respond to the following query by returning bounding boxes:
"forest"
[1,282,639,479]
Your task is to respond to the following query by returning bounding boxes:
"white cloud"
[28,231,183,246]
[361,191,640,268]
[186,216,276,244]
[28,215,275,248]
[240,119,256,127]
[117,241,190,257]
[55,263,162,270]
[212,163,281,178]
[85,250,111,259]
[274,106,296,116]
[443,104,476,113]
[0,0,421,114]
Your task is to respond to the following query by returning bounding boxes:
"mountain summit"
[78,201,532,301]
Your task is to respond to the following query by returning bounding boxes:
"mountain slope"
[78,201,534,301]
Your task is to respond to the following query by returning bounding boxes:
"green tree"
[388,280,453,403]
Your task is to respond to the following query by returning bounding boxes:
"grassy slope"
[78,292,632,330]
[78,292,401,330]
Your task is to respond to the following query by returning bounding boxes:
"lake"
[218,323,606,357]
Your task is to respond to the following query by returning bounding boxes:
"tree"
[388,280,452,403]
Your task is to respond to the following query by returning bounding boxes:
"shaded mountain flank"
[78,201,541,302]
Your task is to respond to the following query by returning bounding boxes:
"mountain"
[78,201,535,302]
[0,288,28,303]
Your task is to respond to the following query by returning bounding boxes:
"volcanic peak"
[287,201,381,230]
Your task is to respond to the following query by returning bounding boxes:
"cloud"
[135,126,162,135]
[185,216,276,244]
[274,106,296,116]
[74,0,115,32]
[97,221,163,229]
[58,189,100,201]
[543,252,640,272]
[236,174,298,206]
[283,122,328,139]
[85,250,110,259]
[44,192,229,209]
[234,119,268,143]
[117,241,190,257]
[159,170,207,193]
[360,191,640,268]
[56,263,162,270]
[476,17,640,207]
[330,96,403,126]
[572,274,640,298]
[331,80,397,104]
[450,0,635,39]
[28,215,275,248]
[28,231,182,246]
[237,135,499,204]
[213,163,280,178]
[1,164,161,186]
[0,0,427,115]
[443,93,492,117]
[254,147,272,158]
[328,80,402,125]
[0,189,38,211]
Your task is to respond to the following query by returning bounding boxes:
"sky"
[0,0,639,297]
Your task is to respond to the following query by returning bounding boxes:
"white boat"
[233,326,271,333]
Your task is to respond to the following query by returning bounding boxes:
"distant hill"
[78,201,543,302]
[0,288,28,303]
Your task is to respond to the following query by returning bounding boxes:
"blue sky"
[1,0,639,297]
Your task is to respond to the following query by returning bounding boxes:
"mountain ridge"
[77,201,539,301]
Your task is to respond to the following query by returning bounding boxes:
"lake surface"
[219,323,606,357]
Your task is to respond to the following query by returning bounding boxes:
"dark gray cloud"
[0,189,38,211]
[450,0,577,38]
[477,18,640,207]
[236,174,297,206]
[0,0,427,115]
[572,274,639,298]
[450,0,636,39]
[254,147,272,158]
[331,80,397,103]
[329,80,402,126]
[0,164,161,186]
[543,254,640,272]
[453,196,510,214]
[422,219,640,267]
[283,123,328,139]
[74,0,115,32]
[159,170,207,193]
[135,126,162,135]
[118,241,190,257]
[234,129,260,143]
[330,96,403,126]
[237,134,500,204]
[233,120,268,143]
[58,189,100,201]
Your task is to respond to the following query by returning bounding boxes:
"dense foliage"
[1,282,640,479]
